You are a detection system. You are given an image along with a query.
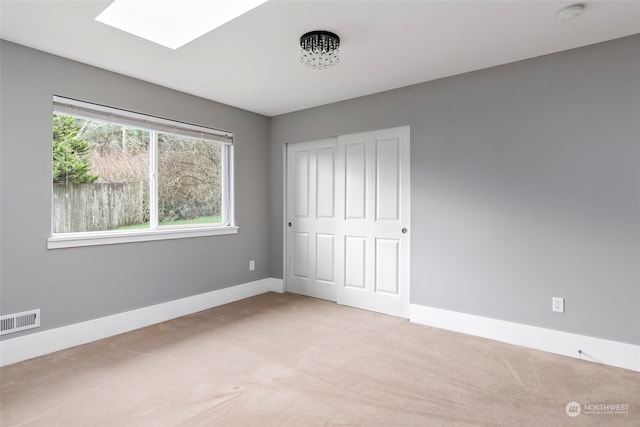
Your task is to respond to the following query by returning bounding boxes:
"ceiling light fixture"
[96,0,269,50]
[300,31,340,70]
[557,4,585,21]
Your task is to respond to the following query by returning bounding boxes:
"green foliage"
[52,114,99,184]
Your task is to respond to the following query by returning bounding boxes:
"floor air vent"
[0,309,40,335]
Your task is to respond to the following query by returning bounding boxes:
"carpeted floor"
[1,292,638,426]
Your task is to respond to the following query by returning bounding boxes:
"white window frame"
[48,96,237,249]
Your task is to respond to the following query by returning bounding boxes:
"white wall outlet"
[552,297,565,313]
[249,260,255,271]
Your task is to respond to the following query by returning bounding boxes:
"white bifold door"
[286,126,410,317]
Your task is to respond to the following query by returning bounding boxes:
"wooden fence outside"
[53,182,146,233]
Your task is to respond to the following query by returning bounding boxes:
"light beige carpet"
[1,292,638,426]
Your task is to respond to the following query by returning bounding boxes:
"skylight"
[95,0,269,50]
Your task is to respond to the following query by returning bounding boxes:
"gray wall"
[2,35,639,347]
[0,41,270,338]
[269,35,640,345]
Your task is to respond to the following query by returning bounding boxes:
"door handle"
[288,222,292,227]
[401,227,408,234]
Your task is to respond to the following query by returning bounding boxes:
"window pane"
[157,134,222,226]
[51,97,234,243]
[52,114,150,233]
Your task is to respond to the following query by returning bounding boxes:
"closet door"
[336,126,410,317]
[285,138,339,301]
[286,126,410,317]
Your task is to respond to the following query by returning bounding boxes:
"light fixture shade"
[300,31,340,70]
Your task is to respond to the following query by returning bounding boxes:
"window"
[48,96,236,249]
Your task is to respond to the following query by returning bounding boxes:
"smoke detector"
[557,4,585,21]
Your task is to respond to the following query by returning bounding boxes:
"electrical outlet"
[249,260,255,271]
[552,297,564,313]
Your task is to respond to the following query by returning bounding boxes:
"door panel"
[316,234,335,283]
[336,126,410,317]
[345,141,367,220]
[345,236,366,289]
[376,138,400,221]
[292,232,310,278]
[375,238,400,295]
[286,138,338,301]
[293,150,310,218]
[316,147,335,219]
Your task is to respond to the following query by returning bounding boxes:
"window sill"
[47,226,239,249]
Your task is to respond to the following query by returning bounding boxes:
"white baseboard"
[0,278,284,367]
[410,304,640,373]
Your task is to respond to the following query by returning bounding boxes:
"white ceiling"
[1,1,639,117]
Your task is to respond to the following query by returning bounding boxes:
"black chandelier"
[300,31,340,70]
